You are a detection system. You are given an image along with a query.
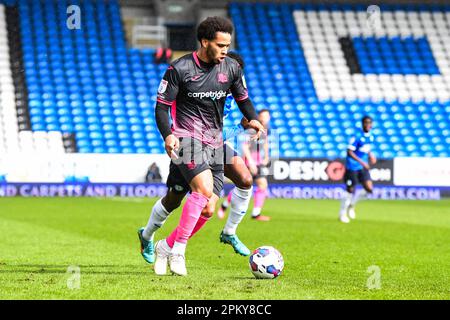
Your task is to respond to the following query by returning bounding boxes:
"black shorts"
[166,161,190,195]
[167,137,224,197]
[344,169,371,188]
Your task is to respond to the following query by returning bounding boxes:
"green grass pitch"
[0,197,449,300]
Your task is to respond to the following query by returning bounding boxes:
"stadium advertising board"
[268,158,393,185]
[0,154,170,183]
[1,156,448,199]
[0,183,446,200]
[394,157,450,187]
[0,183,169,198]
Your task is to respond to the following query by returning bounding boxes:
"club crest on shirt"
[158,80,168,94]
[218,73,228,83]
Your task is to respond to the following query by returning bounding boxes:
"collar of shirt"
[194,51,216,70]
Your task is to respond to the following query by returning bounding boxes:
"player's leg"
[363,180,373,193]
[155,138,215,276]
[218,143,242,219]
[154,194,218,274]
[189,193,219,238]
[348,170,373,218]
[217,190,232,219]
[138,190,186,264]
[138,162,188,265]
[220,154,253,255]
[182,159,224,240]
[142,190,185,241]
[161,169,213,276]
[340,170,356,223]
[252,174,270,221]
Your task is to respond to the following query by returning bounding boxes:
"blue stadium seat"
[18,0,165,154]
[229,2,450,158]
[15,0,450,157]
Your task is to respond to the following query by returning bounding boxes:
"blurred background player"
[339,116,376,223]
[242,109,272,221]
[219,52,258,254]
[145,162,162,183]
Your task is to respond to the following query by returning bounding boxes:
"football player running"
[339,116,376,223]
[138,18,264,276]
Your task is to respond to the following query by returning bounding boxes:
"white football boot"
[169,253,187,276]
[339,210,350,223]
[348,205,356,220]
[154,240,171,275]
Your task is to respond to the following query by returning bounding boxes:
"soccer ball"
[249,246,284,279]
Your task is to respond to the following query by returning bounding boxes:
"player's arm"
[347,137,370,170]
[223,114,268,144]
[369,152,377,165]
[223,123,245,141]
[155,66,180,157]
[347,149,370,170]
[230,65,264,139]
[225,114,269,140]
[236,99,264,140]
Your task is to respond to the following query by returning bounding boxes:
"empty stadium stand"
[0,0,448,160]
[18,0,166,154]
[229,2,450,158]
[0,4,17,156]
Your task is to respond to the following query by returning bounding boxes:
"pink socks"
[166,192,209,248]
[253,187,267,209]
[189,215,210,239]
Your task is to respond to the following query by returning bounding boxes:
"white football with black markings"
[249,246,284,279]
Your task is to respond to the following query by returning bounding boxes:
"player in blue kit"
[339,116,376,223]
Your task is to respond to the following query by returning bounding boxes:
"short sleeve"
[347,136,359,151]
[230,65,249,102]
[156,65,180,106]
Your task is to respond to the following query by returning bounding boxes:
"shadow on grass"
[6,264,139,268]
[0,264,148,275]
[229,276,256,280]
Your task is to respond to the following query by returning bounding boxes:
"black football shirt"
[156,52,248,148]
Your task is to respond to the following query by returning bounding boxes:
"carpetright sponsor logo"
[188,90,227,100]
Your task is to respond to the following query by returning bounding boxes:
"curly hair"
[197,16,234,43]
[362,115,373,123]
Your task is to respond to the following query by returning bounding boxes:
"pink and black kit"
[155,52,258,196]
